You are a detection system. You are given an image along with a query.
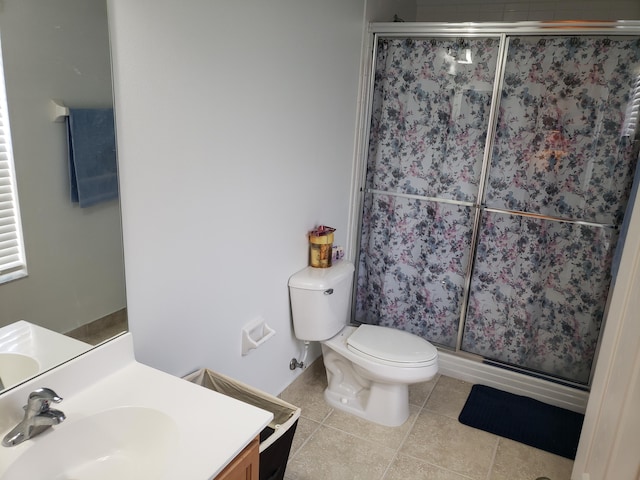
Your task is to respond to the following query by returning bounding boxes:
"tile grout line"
[288,404,335,461]
[286,416,323,462]
[485,436,501,480]
[284,369,574,480]
[380,374,450,480]
[307,376,443,480]
[401,374,491,480]
[379,404,423,480]
[280,360,332,466]
[300,418,400,480]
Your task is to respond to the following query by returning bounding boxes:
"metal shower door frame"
[351,20,640,388]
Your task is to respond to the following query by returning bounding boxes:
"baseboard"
[438,350,589,413]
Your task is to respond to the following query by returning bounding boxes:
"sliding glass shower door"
[355,28,640,385]
[355,36,502,348]
[462,36,640,384]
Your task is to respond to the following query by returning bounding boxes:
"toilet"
[288,261,438,427]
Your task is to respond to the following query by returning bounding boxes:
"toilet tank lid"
[288,261,355,290]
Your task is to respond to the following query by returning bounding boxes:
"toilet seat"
[347,324,437,367]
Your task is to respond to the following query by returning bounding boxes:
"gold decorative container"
[309,228,334,268]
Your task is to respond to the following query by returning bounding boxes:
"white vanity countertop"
[0,333,273,479]
[0,321,91,371]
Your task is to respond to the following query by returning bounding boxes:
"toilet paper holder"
[241,316,275,355]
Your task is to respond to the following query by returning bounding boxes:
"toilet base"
[322,346,410,427]
[324,381,410,427]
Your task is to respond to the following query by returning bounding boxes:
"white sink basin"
[0,321,91,391]
[1,407,178,480]
[0,354,40,390]
[0,333,273,479]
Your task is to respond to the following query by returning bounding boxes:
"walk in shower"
[354,22,640,388]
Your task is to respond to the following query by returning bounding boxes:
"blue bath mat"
[458,384,584,459]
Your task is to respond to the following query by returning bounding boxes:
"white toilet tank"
[288,261,355,341]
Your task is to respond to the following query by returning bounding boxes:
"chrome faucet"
[2,388,66,447]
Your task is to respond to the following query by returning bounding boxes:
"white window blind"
[622,74,640,138]
[0,36,26,284]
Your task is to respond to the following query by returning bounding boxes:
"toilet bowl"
[288,261,438,427]
[322,324,437,426]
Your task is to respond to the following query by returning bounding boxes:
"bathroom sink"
[0,333,273,479]
[0,321,91,387]
[0,353,40,389]
[1,406,179,480]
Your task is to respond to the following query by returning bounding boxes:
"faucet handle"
[26,388,63,413]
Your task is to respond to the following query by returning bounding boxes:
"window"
[0,36,26,284]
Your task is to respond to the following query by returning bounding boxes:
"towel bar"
[50,100,69,123]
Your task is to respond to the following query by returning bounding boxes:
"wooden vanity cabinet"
[215,436,259,480]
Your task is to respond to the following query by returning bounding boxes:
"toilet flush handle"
[324,289,334,295]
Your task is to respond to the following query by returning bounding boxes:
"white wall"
[572,160,640,478]
[107,1,640,474]
[0,0,125,334]
[416,0,640,22]
[108,0,367,394]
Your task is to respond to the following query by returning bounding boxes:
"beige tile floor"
[279,358,574,480]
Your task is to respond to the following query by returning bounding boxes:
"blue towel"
[67,108,118,208]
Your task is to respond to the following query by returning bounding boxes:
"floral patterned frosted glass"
[356,193,473,348]
[367,37,500,202]
[462,211,618,384]
[357,31,640,384]
[487,36,640,225]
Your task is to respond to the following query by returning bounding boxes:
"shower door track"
[352,20,640,390]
